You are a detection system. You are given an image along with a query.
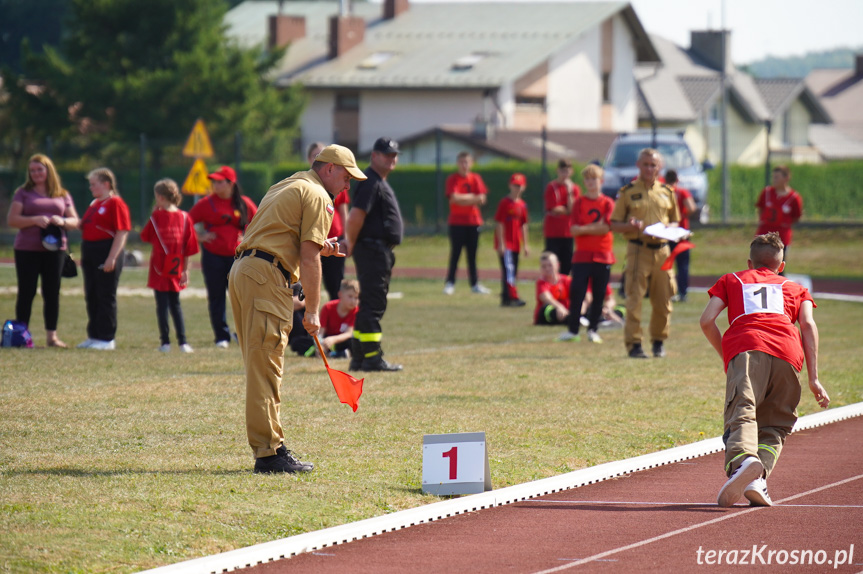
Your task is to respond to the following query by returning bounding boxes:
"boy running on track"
[700,232,829,508]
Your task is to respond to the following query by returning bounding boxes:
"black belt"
[237,249,291,283]
[359,237,397,250]
[630,239,667,249]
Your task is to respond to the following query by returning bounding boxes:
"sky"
[409,0,863,65]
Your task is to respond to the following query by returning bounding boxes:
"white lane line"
[522,500,863,509]
[531,473,863,574]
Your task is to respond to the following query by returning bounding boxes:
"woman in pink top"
[6,154,80,347]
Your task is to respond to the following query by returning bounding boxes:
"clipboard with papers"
[643,222,692,242]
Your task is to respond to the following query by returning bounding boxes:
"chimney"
[329,15,365,59]
[384,0,409,20]
[268,14,306,50]
[690,30,732,73]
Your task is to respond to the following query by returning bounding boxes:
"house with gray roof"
[636,32,831,166]
[805,55,863,160]
[225,0,658,155]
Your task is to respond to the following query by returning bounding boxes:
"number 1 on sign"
[442,446,457,479]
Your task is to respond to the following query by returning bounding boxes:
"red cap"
[510,173,526,186]
[208,166,237,183]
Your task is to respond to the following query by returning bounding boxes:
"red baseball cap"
[208,166,237,183]
[510,173,527,186]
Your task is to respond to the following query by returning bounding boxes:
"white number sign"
[422,432,491,496]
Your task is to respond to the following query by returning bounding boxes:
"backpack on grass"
[1,320,34,348]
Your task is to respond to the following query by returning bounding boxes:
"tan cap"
[314,145,367,180]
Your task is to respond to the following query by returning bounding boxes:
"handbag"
[62,252,78,278]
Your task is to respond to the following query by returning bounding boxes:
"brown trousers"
[623,242,676,348]
[228,255,295,459]
[723,351,801,478]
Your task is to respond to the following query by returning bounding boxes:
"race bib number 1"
[742,283,784,316]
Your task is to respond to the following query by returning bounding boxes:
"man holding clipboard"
[610,148,684,359]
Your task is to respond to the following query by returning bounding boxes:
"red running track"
[244,415,863,574]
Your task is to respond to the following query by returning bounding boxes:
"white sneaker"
[587,330,603,344]
[89,339,115,350]
[76,339,96,349]
[557,331,580,342]
[717,456,764,507]
[180,343,194,353]
[744,477,773,507]
[471,284,492,295]
[579,316,590,327]
[443,282,455,295]
[159,344,171,353]
[215,340,230,349]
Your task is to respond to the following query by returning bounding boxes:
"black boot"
[360,341,403,372]
[349,338,363,371]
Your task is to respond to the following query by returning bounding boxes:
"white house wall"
[547,27,601,130]
[358,90,487,152]
[301,93,336,152]
[609,15,637,131]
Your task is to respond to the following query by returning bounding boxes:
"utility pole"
[720,0,730,223]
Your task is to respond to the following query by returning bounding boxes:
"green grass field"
[1,226,862,572]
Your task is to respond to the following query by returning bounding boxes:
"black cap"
[373,137,399,154]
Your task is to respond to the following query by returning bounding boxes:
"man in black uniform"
[344,137,404,372]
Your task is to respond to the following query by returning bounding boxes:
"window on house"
[515,95,545,109]
[602,73,611,103]
[708,100,721,126]
[335,93,359,111]
[358,52,396,70]
[452,52,488,71]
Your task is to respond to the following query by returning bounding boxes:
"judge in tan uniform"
[229,145,366,474]
[610,148,681,359]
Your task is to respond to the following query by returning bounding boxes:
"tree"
[1,0,304,168]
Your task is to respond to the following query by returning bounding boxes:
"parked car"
[601,132,713,216]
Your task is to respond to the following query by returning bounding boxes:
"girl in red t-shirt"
[78,167,132,350]
[141,179,199,353]
[188,165,257,348]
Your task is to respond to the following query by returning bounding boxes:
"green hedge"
[3,159,862,229]
[706,161,863,221]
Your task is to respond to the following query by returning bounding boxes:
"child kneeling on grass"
[291,279,360,358]
[141,178,199,353]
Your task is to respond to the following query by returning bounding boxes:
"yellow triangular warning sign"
[182,158,212,195]
[182,119,214,158]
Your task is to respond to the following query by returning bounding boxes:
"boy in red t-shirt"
[543,159,580,276]
[701,232,829,508]
[443,151,492,296]
[534,251,571,325]
[291,279,360,358]
[494,173,530,307]
[755,165,802,262]
[559,164,615,344]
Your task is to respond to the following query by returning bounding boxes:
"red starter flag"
[661,240,695,271]
[314,335,364,411]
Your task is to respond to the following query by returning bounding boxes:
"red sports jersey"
[534,275,571,323]
[320,299,358,336]
[674,186,693,230]
[543,180,580,238]
[141,209,199,292]
[570,194,615,264]
[756,187,802,246]
[188,194,257,257]
[80,195,132,242]
[708,267,814,372]
[327,190,350,239]
[494,196,528,252]
[446,172,487,226]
